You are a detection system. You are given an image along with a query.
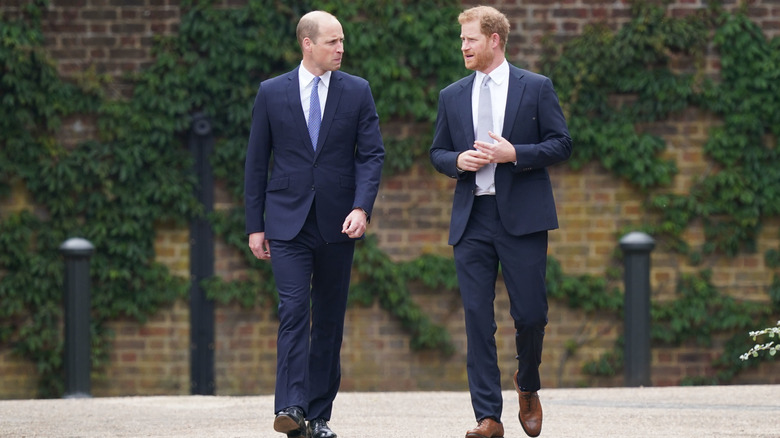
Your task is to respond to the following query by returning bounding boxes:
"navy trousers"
[453,195,548,422]
[270,203,355,420]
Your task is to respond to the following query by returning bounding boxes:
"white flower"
[740,320,780,361]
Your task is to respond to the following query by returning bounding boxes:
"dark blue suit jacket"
[245,67,384,242]
[430,64,572,245]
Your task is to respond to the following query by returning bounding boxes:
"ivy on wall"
[541,1,780,383]
[1,1,199,397]
[0,0,467,397]
[2,0,779,397]
[654,10,780,257]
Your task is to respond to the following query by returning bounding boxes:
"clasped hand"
[457,131,516,172]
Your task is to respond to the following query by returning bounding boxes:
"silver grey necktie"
[475,75,496,191]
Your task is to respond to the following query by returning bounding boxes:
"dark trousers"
[453,195,548,422]
[270,203,355,420]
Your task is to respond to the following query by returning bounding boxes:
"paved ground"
[1,385,778,437]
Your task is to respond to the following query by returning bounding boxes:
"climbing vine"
[2,0,779,397]
[541,0,780,383]
[0,0,466,397]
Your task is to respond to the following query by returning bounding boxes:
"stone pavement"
[1,385,778,437]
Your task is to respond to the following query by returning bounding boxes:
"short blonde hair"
[458,6,510,49]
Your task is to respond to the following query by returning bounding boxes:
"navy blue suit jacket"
[245,67,384,242]
[430,64,572,245]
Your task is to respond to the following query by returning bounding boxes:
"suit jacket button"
[311,186,315,191]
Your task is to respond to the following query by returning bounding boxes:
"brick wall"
[39,0,182,77]
[93,301,191,395]
[2,0,780,398]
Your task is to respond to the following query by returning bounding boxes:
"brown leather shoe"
[466,417,504,438]
[513,370,543,437]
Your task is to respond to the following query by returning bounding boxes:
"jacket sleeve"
[244,82,272,235]
[512,77,572,172]
[351,81,385,217]
[430,91,467,180]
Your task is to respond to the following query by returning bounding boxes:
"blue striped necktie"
[308,76,321,150]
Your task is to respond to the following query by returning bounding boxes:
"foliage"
[542,0,780,382]
[351,236,457,352]
[1,3,194,397]
[653,270,770,384]
[172,0,466,356]
[174,0,467,357]
[0,0,465,396]
[582,338,624,378]
[546,257,622,313]
[649,11,780,257]
[541,1,712,189]
[3,0,780,397]
[740,320,780,361]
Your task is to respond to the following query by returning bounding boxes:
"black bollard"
[619,231,655,387]
[60,237,95,398]
[189,112,216,395]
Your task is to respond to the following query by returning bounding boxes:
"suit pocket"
[331,110,360,132]
[267,177,289,192]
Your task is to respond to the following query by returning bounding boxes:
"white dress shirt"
[299,63,331,124]
[471,59,509,195]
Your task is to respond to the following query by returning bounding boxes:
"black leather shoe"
[308,418,337,438]
[274,407,307,437]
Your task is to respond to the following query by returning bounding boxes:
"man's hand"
[473,131,516,164]
[342,208,368,239]
[248,232,271,260]
[457,149,491,172]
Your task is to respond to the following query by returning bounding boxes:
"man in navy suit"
[430,6,571,438]
[244,10,384,438]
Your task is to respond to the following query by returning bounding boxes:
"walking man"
[244,10,384,438]
[430,6,572,437]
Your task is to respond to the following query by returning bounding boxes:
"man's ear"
[490,33,500,49]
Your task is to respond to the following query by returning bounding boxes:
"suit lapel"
[502,66,526,139]
[315,70,343,157]
[286,67,315,153]
[457,73,477,148]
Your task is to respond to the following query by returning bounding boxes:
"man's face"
[308,18,344,73]
[460,19,494,72]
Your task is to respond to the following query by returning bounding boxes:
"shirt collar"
[299,63,332,89]
[475,58,509,86]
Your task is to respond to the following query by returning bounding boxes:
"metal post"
[59,237,95,398]
[189,112,215,395]
[620,231,655,387]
